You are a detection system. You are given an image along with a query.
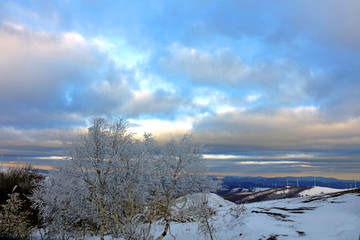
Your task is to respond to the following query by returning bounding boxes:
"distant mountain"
[221,186,311,204]
[31,168,50,174]
[210,176,358,193]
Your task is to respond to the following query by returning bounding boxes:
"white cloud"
[62,32,85,44]
[246,93,262,102]
[3,21,24,31]
[159,44,250,85]
[92,38,115,51]
[159,44,312,108]
[216,106,237,115]
[93,36,151,68]
[0,22,187,128]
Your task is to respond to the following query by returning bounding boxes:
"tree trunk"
[99,205,105,240]
[156,217,170,240]
[205,218,214,240]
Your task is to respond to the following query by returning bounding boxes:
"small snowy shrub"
[0,187,33,239]
[230,204,246,219]
[0,164,44,228]
[193,195,218,240]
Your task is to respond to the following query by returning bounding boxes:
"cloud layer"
[1,0,359,179]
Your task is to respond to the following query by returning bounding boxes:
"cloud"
[0,127,71,155]
[1,1,360,179]
[159,44,250,85]
[192,107,360,154]
[0,21,192,154]
[305,69,360,120]
[235,161,303,165]
[272,0,360,51]
[158,43,360,120]
[0,22,115,126]
[122,89,190,118]
[158,44,312,106]
[181,0,360,52]
[0,22,187,128]
[204,150,360,179]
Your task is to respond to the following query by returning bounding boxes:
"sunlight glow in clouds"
[129,118,192,140]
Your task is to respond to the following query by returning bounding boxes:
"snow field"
[45,189,360,240]
[299,186,348,197]
[159,191,360,240]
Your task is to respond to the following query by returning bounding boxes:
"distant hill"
[211,175,358,194]
[221,186,310,204]
[220,186,355,204]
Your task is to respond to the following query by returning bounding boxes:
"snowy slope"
[67,190,360,240]
[156,190,360,240]
[299,186,348,197]
[187,192,237,208]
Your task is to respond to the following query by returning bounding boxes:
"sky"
[1,0,360,180]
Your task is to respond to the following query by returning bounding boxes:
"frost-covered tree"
[31,117,219,240]
[155,134,219,240]
[194,195,217,240]
[31,170,97,239]
[32,118,156,240]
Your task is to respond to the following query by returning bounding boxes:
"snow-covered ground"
[42,188,360,240]
[155,189,360,240]
[252,187,271,193]
[299,186,348,197]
